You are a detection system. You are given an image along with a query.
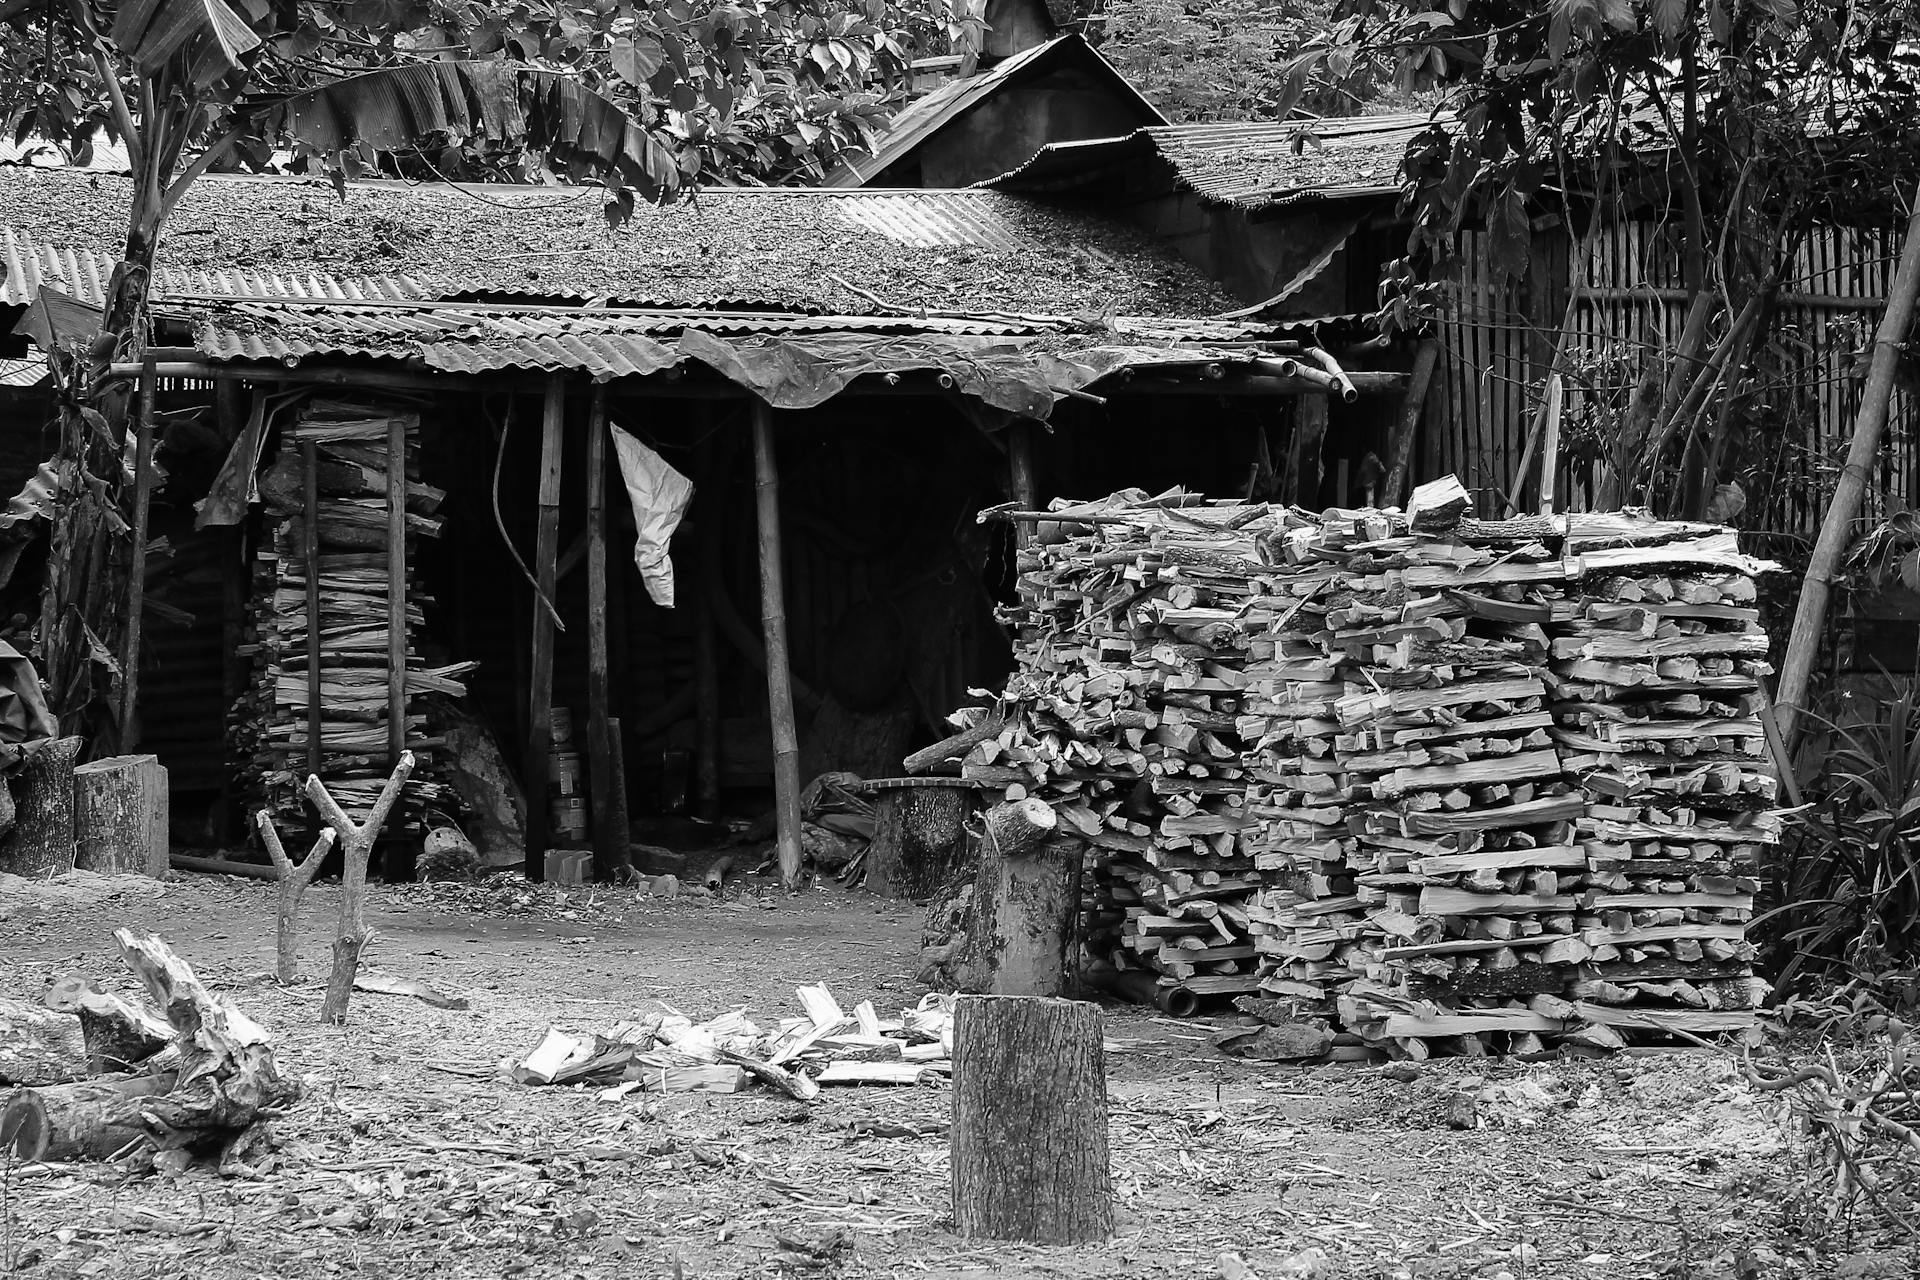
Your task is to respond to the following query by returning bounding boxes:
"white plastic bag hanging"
[609,424,694,608]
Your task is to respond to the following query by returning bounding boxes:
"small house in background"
[826,0,1164,189]
[0,164,1403,881]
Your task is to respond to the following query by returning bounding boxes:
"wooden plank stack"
[231,400,473,839]
[962,478,1778,1057]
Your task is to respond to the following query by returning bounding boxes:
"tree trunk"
[972,827,1083,997]
[73,754,169,876]
[1776,195,1920,746]
[0,998,86,1086]
[950,995,1111,1244]
[1,737,83,877]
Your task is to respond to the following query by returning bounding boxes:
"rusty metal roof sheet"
[0,226,431,307]
[824,34,1165,188]
[988,114,1432,210]
[0,169,1237,318]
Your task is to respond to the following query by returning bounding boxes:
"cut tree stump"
[950,995,1111,1244]
[73,754,169,876]
[869,784,972,898]
[971,798,1082,996]
[0,997,86,1085]
[0,736,82,876]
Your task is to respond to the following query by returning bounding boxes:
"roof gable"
[826,34,1165,188]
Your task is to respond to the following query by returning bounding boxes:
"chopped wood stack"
[962,479,1777,1056]
[231,400,472,837]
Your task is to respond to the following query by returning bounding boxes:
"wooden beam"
[524,376,566,880]
[302,440,322,782]
[1381,338,1439,507]
[386,414,408,767]
[584,388,625,882]
[118,357,157,754]
[751,400,804,891]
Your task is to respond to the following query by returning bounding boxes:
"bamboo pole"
[1536,373,1564,515]
[386,415,407,767]
[117,356,157,754]
[1009,421,1039,551]
[1776,197,1920,747]
[524,378,565,880]
[584,388,623,882]
[750,400,804,891]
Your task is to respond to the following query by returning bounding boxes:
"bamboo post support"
[524,377,565,879]
[1777,195,1920,746]
[1009,421,1039,550]
[308,750,414,1024]
[584,390,626,882]
[118,356,157,753]
[750,400,804,891]
[258,811,336,986]
[1536,372,1565,515]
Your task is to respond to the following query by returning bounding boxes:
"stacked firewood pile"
[961,478,1776,1056]
[231,401,471,835]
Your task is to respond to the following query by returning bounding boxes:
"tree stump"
[0,736,82,876]
[869,784,973,898]
[972,797,1082,996]
[73,754,169,876]
[950,995,1111,1244]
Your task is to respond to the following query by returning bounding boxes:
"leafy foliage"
[1095,0,1403,122]
[1761,684,1920,996]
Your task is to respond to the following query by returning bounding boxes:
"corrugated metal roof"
[179,296,1297,378]
[988,114,1433,210]
[0,169,1236,318]
[825,34,1166,187]
[0,226,431,307]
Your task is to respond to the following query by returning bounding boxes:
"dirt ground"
[1,871,1910,1280]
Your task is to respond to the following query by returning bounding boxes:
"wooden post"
[302,440,322,782]
[258,811,335,986]
[73,754,168,876]
[605,714,630,871]
[584,389,625,882]
[751,400,804,891]
[1537,371,1565,515]
[524,378,565,880]
[692,576,722,823]
[311,752,413,1024]
[386,415,408,768]
[1009,420,1039,550]
[951,995,1111,1243]
[1287,395,1329,506]
[1382,338,1440,506]
[118,356,158,754]
[1777,195,1920,747]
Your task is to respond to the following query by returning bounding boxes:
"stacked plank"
[231,400,472,837]
[967,480,1777,1056]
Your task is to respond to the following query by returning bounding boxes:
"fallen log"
[0,932,298,1166]
[0,997,86,1086]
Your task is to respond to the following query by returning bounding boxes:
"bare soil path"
[0,872,1880,1279]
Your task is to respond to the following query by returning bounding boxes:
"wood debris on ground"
[960,476,1777,1057]
[506,986,954,1098]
